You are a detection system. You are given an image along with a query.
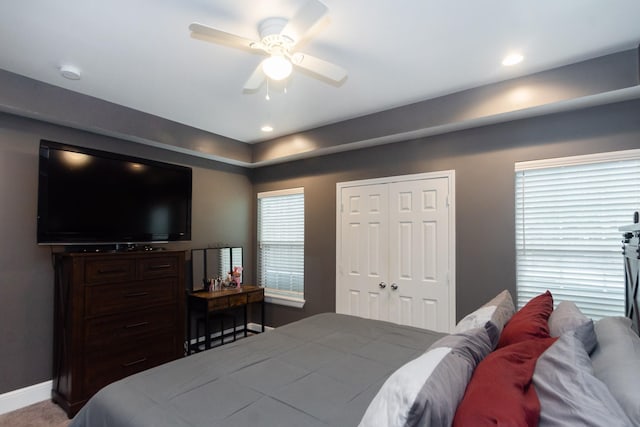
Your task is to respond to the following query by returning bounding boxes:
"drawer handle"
[98,268,127,274]
[124,291,149,298]
[149,264,172,270]
[124,321,149,329]
[122,357,147,367]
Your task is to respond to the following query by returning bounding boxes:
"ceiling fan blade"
[281,0,328,45]
[243,62,266,92]
[292,53,347,83]
[189,22,259,52]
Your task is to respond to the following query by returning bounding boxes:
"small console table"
[186,285,265,353]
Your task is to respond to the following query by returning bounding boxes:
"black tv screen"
[37,140,192,244]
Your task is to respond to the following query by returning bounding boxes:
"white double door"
[336,172,455,332]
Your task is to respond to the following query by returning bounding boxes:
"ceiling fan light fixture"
[189,0,346,92]
[262,55,293,81]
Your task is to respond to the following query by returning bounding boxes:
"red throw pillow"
[452,337,557,427]
[497,290,553,348]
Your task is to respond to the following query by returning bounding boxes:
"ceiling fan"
[189,0,347,91]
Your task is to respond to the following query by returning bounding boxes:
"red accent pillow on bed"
[452,337,557,427]
[497,290,553,348]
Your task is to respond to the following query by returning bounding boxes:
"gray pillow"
[533,332,632,427]
[591,317,640,424]
[548,300,597,353]
[455,290,515,333]
[358,322,497,427]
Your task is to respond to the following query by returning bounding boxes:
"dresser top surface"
[56,249,185,258]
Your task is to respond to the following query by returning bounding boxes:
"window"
[515,150,640,319]
[257,188,305,307]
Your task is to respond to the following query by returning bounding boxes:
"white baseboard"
[0,380,52,415]
[248,322,274,332]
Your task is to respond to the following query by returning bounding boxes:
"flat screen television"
[37,140,192,245]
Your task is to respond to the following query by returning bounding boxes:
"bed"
[69,313,446,426]
[69,298,640,427]
[70,224,640,426]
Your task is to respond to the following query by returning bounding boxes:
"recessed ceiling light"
[60,64,82,80]
[261,125,274,132]
[502,53,524,66]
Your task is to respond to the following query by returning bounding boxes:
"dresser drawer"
[207,297,230,311]
[84,305,178,350]
[229,293,247,307]
[85,258,136,284]
[138,256,180,279]
[83,333,179,397]
[247,288,264,303]
[85,278,177,317]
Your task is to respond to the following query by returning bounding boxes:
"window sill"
[264,293,306,308]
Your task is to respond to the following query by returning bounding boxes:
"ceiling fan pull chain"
[265,79,271,101]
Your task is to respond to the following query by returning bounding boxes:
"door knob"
[379,282,387,289]
[391,283,398,290]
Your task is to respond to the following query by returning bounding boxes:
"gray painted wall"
[0,113,253,394]
[253,98,640,327]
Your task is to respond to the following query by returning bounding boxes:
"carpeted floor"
[0,400,70,427]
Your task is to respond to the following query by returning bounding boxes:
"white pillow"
[359,347,450,427]
[455,290,515,333]
[359,322,497,427]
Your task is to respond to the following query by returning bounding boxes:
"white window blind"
[515,150,640,319]
[258,188,304,302]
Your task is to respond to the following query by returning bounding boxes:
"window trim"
[257,187,304,199]
[515,149,640,171]
[264,293,305,308]
[257,187,305,307]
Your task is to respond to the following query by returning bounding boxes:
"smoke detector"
[60,65,81,80]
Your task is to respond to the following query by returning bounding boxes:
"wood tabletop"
[189,285,262,300]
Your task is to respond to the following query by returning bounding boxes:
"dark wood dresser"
[52,250,186,417]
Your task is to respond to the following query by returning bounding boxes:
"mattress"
[70,313,445,427]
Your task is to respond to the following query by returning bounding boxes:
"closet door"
[336,184,390,321]
[336,172,455,332]
[388,177,450,331]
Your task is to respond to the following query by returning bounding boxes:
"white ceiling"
[1,0,640,144]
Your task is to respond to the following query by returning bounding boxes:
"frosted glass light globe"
[262,55,292,80]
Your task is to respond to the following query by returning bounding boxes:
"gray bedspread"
[70,313,445,427]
